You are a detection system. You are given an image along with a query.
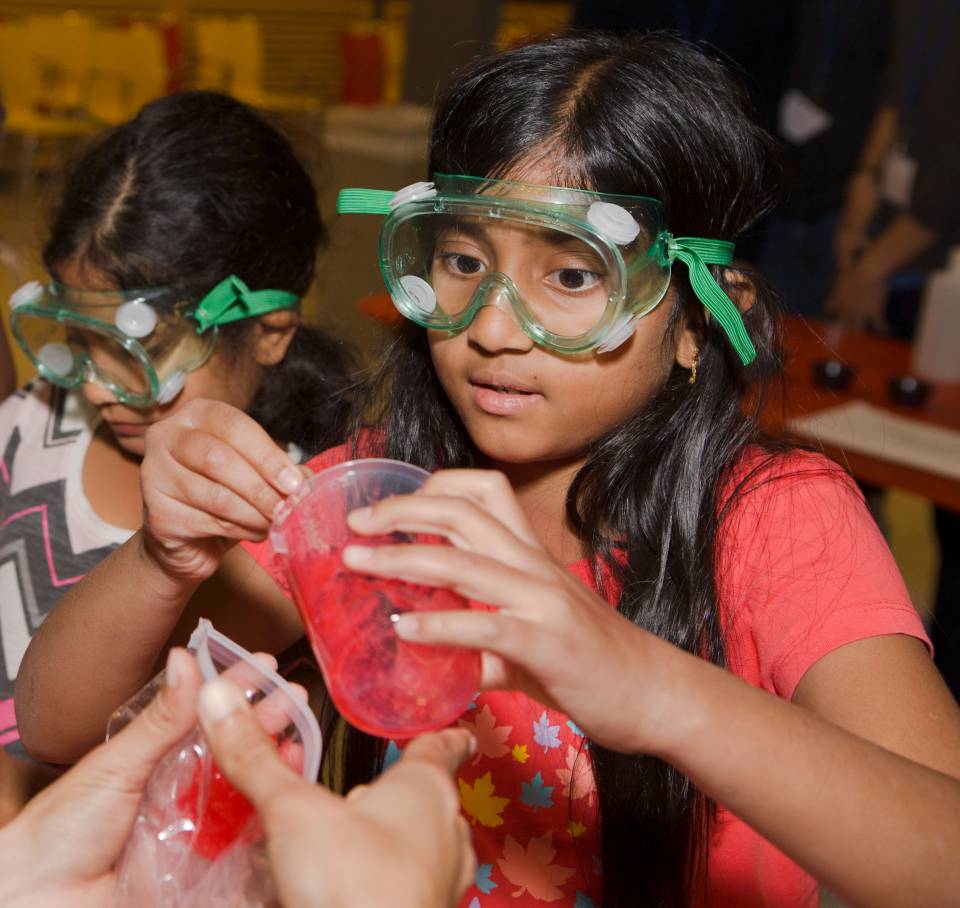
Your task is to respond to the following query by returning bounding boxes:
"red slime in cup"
[287,536,480,738]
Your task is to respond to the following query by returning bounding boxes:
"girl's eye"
[549,268,601,291]
[442,253,486,276]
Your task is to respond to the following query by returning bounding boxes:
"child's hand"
[343,469,682,756]
[138,399,305,582]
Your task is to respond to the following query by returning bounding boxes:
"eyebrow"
[437,217,596,249]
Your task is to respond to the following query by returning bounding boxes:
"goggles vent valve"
[587,202,641,245]
[156,371,187,405]
[390,182,437,209]
[8,281,44,309]
[115,300,158,339]
[38,342,75,377]
[398,275,437,315]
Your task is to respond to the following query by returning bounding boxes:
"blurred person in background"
[758,0,893,316]
[826,0,960,703]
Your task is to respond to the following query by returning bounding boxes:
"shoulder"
[717,447,925,697]
[718,447,864,545]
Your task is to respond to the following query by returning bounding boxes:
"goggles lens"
[9,283,211,407]
[391,213,627,338]
[378,176,670,353]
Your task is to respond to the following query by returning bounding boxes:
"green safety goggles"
[8,275,298,408]
[337,174,755,364]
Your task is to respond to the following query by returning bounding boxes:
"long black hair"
[334,32,786,906]
[43,90,352,454]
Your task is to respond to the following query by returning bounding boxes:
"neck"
[482,454,586,564]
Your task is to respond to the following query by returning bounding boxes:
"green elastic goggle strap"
[191,275,299,333]
[336,190,756,365]
[666,237,755,365]
[337,188,394,215]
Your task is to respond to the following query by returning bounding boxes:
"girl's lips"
[468,379,544,415]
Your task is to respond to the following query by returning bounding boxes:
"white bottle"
[912,247,960,383]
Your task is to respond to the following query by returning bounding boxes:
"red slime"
[286,537,481,738]
[176,738,298,860]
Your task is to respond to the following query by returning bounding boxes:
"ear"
[675,268,757,368]
[724,267,758,316]
[675,321,700,370]
[250,309,299,367]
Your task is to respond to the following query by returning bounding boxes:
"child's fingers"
[341,542,554,614]
[347,494,553,578]
[392,607,551,667]
[418,469,540,546]
[147,492,269,544]
[181,399,305,498]
[163,428,285,523]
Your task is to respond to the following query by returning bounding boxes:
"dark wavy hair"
[43,90,353,454]
[329,32,786,906]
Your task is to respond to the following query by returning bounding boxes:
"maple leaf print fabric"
[455,692,601,906]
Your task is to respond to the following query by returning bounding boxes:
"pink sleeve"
[718,453,931,699]
[239,442,353,596]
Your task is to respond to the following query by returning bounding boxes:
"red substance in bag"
[176,761,257,861]
[287,537,480,738]
[176,739,299,860]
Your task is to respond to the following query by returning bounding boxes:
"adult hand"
[0,648,202,907]
[139,398,304,582]
[198,677,477,908]
[824,262,889,333]
[341,469,679,755]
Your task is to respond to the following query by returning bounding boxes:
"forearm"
[857,212,937,280]
[858,106,898,172]
[656,650,960,908]
[15,531,198,762]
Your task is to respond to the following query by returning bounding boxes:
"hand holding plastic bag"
[0,647,202,907]
[111,620,322,908]
[198,678,478,908]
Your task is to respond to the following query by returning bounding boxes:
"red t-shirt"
[244,445,929,908]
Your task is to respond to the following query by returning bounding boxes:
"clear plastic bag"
[111,619,322,907]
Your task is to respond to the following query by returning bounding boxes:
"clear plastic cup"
[269,458,481,738]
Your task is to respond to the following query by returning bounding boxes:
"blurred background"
[0,2,957,767]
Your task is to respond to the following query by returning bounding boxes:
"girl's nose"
[466,288,535,354]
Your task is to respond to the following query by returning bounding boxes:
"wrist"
[133,531,202,608]
[622,631,714,758]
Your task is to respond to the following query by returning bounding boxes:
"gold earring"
[688,350,699,385]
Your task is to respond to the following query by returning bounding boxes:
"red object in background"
[289,538,481,738]
[358,291,402,326]
[338,30,385,104]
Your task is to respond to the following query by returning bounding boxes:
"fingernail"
[392,613,420,639]
[277,465,303,494]
[198,678,247,725]
[342,545,373,566]
[467,733,478,756]
[165,648,185,689]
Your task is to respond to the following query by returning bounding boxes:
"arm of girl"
[343,468,960,908]
[16,400,306,763]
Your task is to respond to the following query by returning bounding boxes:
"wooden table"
[765,317,960,513]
